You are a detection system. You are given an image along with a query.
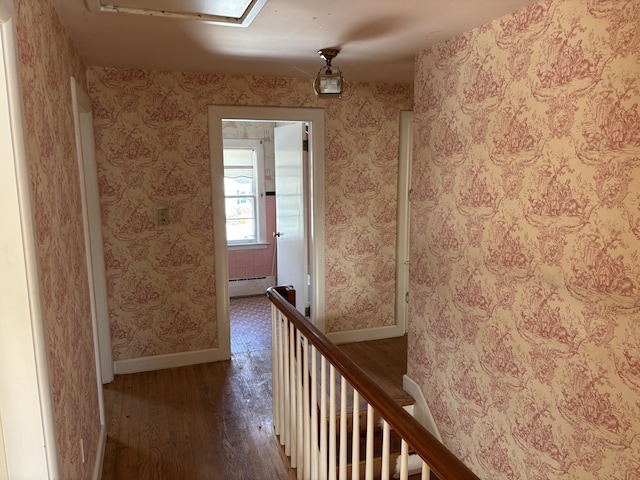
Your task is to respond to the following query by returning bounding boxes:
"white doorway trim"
[71,77,114,385]
[396,110,413,334]
[0,10,59,479]
[208,105,326,355]
[71,77,108,479]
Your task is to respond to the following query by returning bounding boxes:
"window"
[223,139,266,247]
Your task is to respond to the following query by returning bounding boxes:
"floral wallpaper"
[87,68,413,360]
[14,0,100,478]
[408,0,640,478]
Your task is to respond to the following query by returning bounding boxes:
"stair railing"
[267,286,480,480]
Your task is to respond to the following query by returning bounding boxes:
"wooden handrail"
[267,287,480,480]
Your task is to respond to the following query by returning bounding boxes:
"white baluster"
[296,330,304,480]
[381,420,390,480]
[274,310,284,438]
[303,336,311,479]
[271,304,278,436]
[311,345,319,480]
[365,404,374,480]
[319,356,328,479]
[339,377,348,480]
[289,322,297,467]
[422,460,429,479]
[400,440,409,480]
[329,365,337,480]
[276,309,284,440]
[283,316,290,454]
[351,390,359,480]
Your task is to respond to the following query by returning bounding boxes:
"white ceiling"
[50,0,538,84]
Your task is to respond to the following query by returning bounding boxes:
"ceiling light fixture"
[313,48,344,99]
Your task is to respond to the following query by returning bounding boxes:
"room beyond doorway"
[230,295,271,354]
[208,105,327,359]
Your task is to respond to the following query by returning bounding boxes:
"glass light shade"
[314,67,344,98]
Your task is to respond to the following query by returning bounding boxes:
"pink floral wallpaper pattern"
[15,0,101,478]
[87,68,413,360]
[408,0,640,478]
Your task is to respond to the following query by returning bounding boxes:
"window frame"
[222,138,268,249]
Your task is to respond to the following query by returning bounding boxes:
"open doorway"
[221,120,298,354]
[208,106,326,358]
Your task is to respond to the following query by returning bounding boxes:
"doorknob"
[273,232,282,237]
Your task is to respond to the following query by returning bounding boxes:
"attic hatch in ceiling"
[89,0,267,27]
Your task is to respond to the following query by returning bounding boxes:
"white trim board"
[402,374,443,443]
[229,275,275,297]
[92,426,106,480]
[71,76,114,385]
[396,110,412,334]
[113,348,227,375]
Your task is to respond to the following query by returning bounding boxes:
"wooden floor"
[338,335,413,408]
[102,335,409,479]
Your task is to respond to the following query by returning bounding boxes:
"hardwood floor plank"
[102,351,297,479]
[143,370,168,480]
[338,335,414,407]
[102,316,409,479]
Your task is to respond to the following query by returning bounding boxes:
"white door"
[274,123,307,314]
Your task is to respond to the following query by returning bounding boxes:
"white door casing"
[0,8,60,478]
[71,77,114,386]
[396,111,413,334]
[209,105,326,351]
[71,76,109,479]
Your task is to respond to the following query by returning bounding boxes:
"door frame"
[396,110,413,334]
[0,10,59,478]
[208,106,326,355]
[71,77,114,386]
[70,76,110,479]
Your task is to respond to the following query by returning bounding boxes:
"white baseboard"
[113,348,230,375]
[92,425,106,480]
[326,324,404,345]
[229,275,275,297]
[402,374,443,442]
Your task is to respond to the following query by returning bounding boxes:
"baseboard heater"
[229,275,276,298]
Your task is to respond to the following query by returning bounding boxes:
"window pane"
[224,176,255,196]
[226,219,256,242]
[222,142,263,244]
[225,196,256,241]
